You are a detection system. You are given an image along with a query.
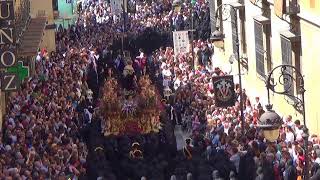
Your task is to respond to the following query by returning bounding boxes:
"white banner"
[110,0,123,15]
[173,30,190,56]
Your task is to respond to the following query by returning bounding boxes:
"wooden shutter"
[208,0,215,35]
[231,8,238,60]
[281,36,294,96]
[254,21,265,77]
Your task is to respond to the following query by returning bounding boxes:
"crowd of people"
[1,0,320,180]
[150,40,320,180]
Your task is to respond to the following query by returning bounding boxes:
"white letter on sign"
[1,50,15,67]
[0,28,14,44]
[0,2,12,20]
[3,74,16,91]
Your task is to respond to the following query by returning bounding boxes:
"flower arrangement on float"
[101,75,162,136]
[121,100,137,117]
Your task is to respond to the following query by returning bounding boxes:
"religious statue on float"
[122,59,137,92]
[121,95,137,117]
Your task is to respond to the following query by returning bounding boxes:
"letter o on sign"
[0,50,16,67]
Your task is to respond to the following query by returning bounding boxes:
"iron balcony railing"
[14,0,31,45]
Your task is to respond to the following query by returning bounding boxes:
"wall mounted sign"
[125,0,136,13]
[0,0,19,91]
[173,30,190,56]
[7,61,29,81]
[212,75,236,107]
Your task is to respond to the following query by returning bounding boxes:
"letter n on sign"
[1,72,19,91]
[0,28,15,45]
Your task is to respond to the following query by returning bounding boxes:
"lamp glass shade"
[263,128,280,142]
[213,40,224,49]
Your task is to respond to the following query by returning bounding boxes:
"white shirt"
[285,131,295,143]
[174,78,181,90]
[253,101,262,110]
[162,69,172,77]
[161,62,167,69]
[295,128,303,140]
[36,54,41,62]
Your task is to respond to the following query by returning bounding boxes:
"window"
[281,36,294,96]
[52,0,58,11]
[239,7,247,55]
[254,20,265,77]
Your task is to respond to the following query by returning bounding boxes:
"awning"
[18,17,47,57]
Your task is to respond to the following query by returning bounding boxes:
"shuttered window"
[281,36,294,96]
[53,0,58,11]
[254,21,265,77]
[209,0,215,35]
[231,8,238,60]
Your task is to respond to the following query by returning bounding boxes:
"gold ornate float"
[101,75,162,136]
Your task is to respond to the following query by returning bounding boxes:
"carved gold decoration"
[101,76,162,136]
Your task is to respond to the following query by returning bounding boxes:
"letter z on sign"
[1,72,19,91]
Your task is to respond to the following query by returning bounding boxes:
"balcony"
[14,0,31,45]
[18,17,47,56]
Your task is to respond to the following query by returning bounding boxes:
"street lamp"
[190,0,195,69]
[263,64,309,179]
[257,104,282,142]
[210,29,225,49]
[210,4,245,135]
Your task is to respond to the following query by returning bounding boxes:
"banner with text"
[125,0,136,13]
[212,75,236,107]
[0,1,19,91]
[173,30,190,56]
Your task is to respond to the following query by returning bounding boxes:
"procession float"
[100,62,162,136]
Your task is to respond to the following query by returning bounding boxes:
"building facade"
[53,0,78,28]
[213,0,320,134]
[29,0,56,53]
[0,0,56,128]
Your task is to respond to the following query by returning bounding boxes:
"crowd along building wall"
[0,0,56,128]
[213,0,320,135]
[0,0,22,129]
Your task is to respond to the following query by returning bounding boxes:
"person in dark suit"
[284,159,297,180]
[238,148,257,180]
[311,163,320,180]
[183,138,193,160]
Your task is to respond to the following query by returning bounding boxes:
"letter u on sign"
[0,1,14,21]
